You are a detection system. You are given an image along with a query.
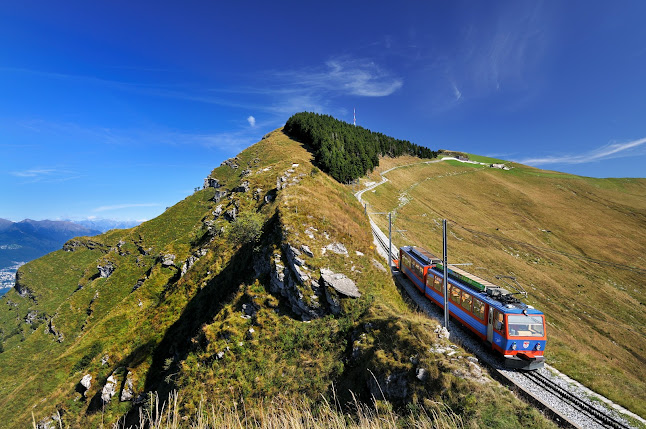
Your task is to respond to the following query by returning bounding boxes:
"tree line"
[284,112,437,183]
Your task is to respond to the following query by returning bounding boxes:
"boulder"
[300,244,314,258]
[101,374,118,403]
[181,255,198,277]
[221,158,239,169]
[319,268,360,298]
[160,254,176,268]
[240,169,252,177]
[203,177,220,189]
[80,374,92,396]
[253,188,263,201]
[97,262,115,278]
[324,242,348,256]
[234,181,250,193]
[224,207,237,222]
[213,190,228,203]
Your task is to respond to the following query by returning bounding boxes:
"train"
[396,246,546,370]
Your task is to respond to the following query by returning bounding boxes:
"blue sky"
[1,1,645,222]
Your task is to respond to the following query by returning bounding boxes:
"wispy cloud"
[272,58,403,97]
[93,203,161,213]
[9,168,81,183]
[247,115,256,127]
[518,137,646,165]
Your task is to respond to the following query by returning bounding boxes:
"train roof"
[401,246,542,315]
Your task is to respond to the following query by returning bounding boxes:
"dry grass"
[360,156,646,417]
[115,390,463,429]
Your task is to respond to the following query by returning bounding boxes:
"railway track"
[518,370,633,429]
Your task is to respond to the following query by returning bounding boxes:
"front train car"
[398,246,546,370]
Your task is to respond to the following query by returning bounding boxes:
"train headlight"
[535,343,541,351]
[511,342,517,351]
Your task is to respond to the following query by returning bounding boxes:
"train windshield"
[507,315,544,337]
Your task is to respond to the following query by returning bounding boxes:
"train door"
[486,307,493,344]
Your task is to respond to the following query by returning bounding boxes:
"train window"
[434,275,442,292]
[401,253,411,271]
[494,310,505,332]
[472,300,485,320]
[450,285,461,304]
[461,292,472,312]
[507,315,544,337]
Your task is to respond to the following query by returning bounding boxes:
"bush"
[227,212,263,246]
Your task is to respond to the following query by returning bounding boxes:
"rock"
[246,328,255,340]
[97,262,115,278]
[434,326,450,340]
[253,188,263,201]
[292,264,310,284]
[234,181,250,193]
[101,374,118,403]
[305,227,318,239]
[203,177,220,189]
[264,194,274,203]
[120,372,134,402]
[101,355,110,366]
[285,244,305,267]
[24,310,38,324]
[46,318,64,342]
[324,242,348,256]
[216,351,225,360]
[213,204,224,218]
[160,254,176,268]
[319,268,360,298]
[224,207,237,221]
[221,158,239,169]
[416,368,428,381]
[300,245,314,258]
[240,169,252,177]
[80,374,92,396]
[242,303,258,318]
[372,258,387,272]
[181,255,198,277]
[367,371,409,401]
[131,278,144,293]
[213,190,228,203]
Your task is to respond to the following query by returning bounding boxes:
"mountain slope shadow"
[120,212,279,425]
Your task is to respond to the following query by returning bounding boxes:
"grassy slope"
[0,131,554,428]
[361,155,646,417]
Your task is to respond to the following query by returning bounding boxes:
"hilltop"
[0,127,553,428]
[361,153,646,417]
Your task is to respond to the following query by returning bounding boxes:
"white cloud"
[518,137,646,166]
[272,57,403,98]
[10,168,58,177]
[247,115,256,127]
[93,203,161,213]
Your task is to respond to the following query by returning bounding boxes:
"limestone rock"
[79,374,92,396]
[181,255,198,277]
[203,177,220,189]
[300,244,314,258]
[435,326,450,340]
[120,372,134,402]
[160,254,176,268]
[234,181,250,193]
[221,158,239,169]
[253,188,263,201]
[213,190,228,203]
[325,242,348,256]
[240,169,252,177]
[416,367,428,381]
[101,374,118,403]
[224,207,237,222]
[367,371,409,401]
[320,268,360,298]
[97,262,115,278]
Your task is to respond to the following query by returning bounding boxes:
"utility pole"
[388,212,392,269]
[443,219,449,330]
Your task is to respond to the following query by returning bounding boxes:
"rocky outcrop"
[181,255,198,277]
[221,158,239,169]
[320,268,360,298]
[323,242,348,256]
[101,374,118,403]
[45,317,64,342]
[253,188,263,201]
[79,374,92,397]
[120,371,134,401]
[367,371,409,402]
[160,254,176,268]
[203,177,221,189]
[233,181,250,193]
[97,262,115,278]
[213,190,228,203]
[63,238,107,252]
[224,207,237,222]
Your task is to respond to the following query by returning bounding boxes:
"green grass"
[362,156,646,418]
[1,130,557,428]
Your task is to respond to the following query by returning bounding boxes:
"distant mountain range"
[0,218,140,296]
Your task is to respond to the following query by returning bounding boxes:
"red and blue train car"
[398,246,546,370]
